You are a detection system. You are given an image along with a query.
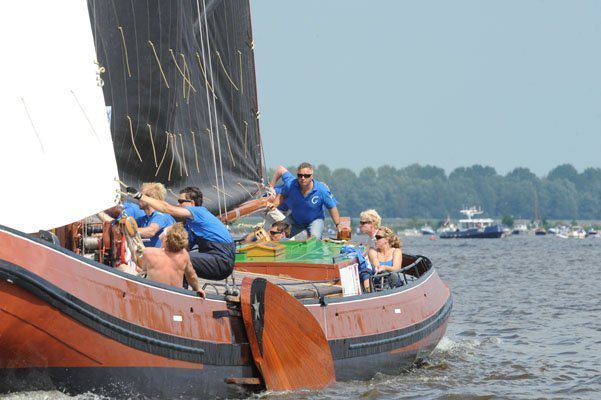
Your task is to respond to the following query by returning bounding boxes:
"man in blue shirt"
[270,163,342,240]
[136,182,175,248]
[126,185,235,281]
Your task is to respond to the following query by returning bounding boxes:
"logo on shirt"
[311,195,319,204]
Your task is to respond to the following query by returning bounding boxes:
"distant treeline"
[268,163,601,220]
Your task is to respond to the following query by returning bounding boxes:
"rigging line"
[197,0,222,215]
[182,54,192,104]
[170,131,183,177]
[202,0,227,216]
[179,133,189,177]
[237,50,243,94]
[212,185,233,198]
[155,132,170,177]
[117,27,132,77]
[167,133,176,181]
[126,116,143,162]
[169,49,197,93]
[70,91,101,142]
[195,52,217,97]
[191,131,200,173]
[243,120,248,157]
[215,51,239,91]
[146,124,158,167]
[19,98,44,152]
[222,124,236,167]
[237,182,253,198]
[148,41,170,88]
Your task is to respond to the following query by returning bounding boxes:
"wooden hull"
[0,225,452,397]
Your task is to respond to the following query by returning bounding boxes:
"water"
[2,235,600,400]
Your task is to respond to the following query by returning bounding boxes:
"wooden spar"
[218,197,270,224]
[240,277,335,391]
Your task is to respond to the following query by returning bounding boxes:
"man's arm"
[138,222,160,238]
[184,259,205,298]
[269,166,289,188]
[328,206,342,231]
[124,187,192,219]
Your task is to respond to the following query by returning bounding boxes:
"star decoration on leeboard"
[252,293,260,321]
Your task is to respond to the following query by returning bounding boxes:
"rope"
[117,27,132,77]
[215,51,239,91]
[182,54,193,103]
[191,131,200,173]
[146,124,158,167]
[243,120,248,157]
[179,133,189,177]
[167,133,176,181]
[222,124,236,167]
[148,41,170,88]
[237,50,243,94]
[237,182,253,198]
[195,52,216,97]
[169,49,197,92]
[155,132,170,177]
[126,116,143,162]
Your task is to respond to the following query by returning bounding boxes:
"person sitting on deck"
[124,221,205,298]
[135,182,175,248]
[125,185,235,281]
[270,163,342,240]
[367,226,404,290]
[243,220,292,243]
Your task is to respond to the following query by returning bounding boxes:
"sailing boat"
[0,1,452,398]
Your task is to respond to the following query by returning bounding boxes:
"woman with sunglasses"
[367,226,403,289]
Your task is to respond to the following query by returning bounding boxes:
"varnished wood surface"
[240,277,335,391]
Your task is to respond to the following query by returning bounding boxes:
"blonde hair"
[360,209,382,229]
[141,182,167,201]
[165,223,188,252]
[378,226,401,249]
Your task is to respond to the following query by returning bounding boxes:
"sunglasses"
[177,198,192,204]
[297,173,312,179]
[359,220,371,225]
[375,235,386,240]
[269,230,283,235]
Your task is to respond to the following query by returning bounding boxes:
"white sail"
[0,2,119,233]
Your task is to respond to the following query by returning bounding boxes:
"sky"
[251,0,601,177]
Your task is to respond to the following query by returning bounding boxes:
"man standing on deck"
[125,186,235,281]
[270,162,342,240]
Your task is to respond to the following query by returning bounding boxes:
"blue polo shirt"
[184,206,233,243]
[122,201,145,219]
[136,211,175,248]
[281,178,337,224]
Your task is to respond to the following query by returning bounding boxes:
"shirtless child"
[139,222,206,298]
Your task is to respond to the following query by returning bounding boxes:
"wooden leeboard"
[240,277,335,391]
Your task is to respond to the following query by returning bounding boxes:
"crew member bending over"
[139,222,205,298]
[126,185,235,281]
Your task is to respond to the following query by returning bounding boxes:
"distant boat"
[534,227,547,236]
[512,224,528,235]
[439,207,503,239]
[421,225,436,236]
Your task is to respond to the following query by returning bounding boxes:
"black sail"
[88,0,263,214]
